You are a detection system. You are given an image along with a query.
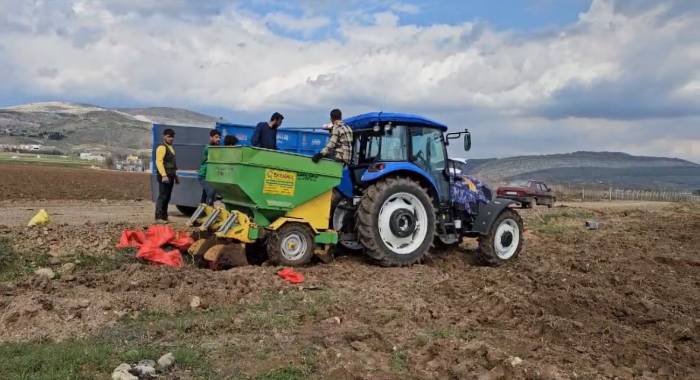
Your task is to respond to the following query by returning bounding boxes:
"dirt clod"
[157,352,175,370]
[34,268,55,279]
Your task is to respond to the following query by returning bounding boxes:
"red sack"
[116,224,193,268]
[171,231,195,250]
[136,246,184,267]
[116,230,146,249]
[277,267,305,284]
[143,224,175,248]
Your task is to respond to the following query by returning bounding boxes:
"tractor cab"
[340,112,471,205]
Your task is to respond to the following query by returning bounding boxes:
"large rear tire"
[357,177,436,266]
[267,223,315,266]
[476,209,524,266]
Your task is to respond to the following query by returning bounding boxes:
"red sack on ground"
[170,231,195,250]
[116,230,146,248]
[136,246,184,267]
[143,224,176,248]
[277,267,305,284]
[116,224,192,268]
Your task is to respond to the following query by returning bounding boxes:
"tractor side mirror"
[446,129,471,151]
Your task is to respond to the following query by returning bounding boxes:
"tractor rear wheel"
[476,209,524,266]
[357,177,436,266]
[267,223,315,266]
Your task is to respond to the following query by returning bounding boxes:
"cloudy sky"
[1,0,699,162]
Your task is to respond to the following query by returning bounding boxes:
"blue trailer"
[150,122,330,215]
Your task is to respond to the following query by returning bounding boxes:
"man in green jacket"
[199,129,221,205]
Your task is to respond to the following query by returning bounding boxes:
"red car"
[497,180,555,208]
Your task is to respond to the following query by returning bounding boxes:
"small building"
[19,144,42,151]
[79,152,106,162]
[115,156,146,172]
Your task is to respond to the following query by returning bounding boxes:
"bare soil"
[0,200,187,226]
[0,200,698,379]
[0,163,150,200]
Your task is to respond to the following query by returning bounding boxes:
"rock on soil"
[157,352,175,370]
[34,268,55,279]
[111,363,137,380]
[132,361,157,377]
[58,262,76,275]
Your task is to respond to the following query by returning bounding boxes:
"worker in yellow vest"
[155,128,178,223]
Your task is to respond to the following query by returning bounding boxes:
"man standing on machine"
[252,112,284,150]
[312,109,353,165]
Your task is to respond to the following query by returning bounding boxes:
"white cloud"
[390,2,420,14]
[0,0,699,161]
[264,12,330,35]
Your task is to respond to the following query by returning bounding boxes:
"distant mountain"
[466,151,700,191]
[117,107,217,127]
[0,102,217,155]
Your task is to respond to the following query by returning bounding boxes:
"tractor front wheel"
[267,223,315,266]
[476,209,524,266]
[357,177,436,266]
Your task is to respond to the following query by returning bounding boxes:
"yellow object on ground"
[27,209,50,226]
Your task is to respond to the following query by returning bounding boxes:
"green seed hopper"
[188,146,343,268]
[205,146,343,227]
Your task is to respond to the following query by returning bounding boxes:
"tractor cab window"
[409,128,446,173]
[410,127,449,201]
[355,125,408,164]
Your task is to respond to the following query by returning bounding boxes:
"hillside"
[0,102,216,155]
[117,107,217,127]
[466,151,700,191]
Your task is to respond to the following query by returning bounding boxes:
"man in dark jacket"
[155,128,178,223]
[198,129,220,206]
[251,112,284,149]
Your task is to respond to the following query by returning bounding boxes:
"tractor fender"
[469,198,517,235]
[359,162,439,198]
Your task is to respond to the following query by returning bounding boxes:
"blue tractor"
[330,112,524,266]
[151,112,523,267]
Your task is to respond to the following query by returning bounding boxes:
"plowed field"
[1,197,698,379]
